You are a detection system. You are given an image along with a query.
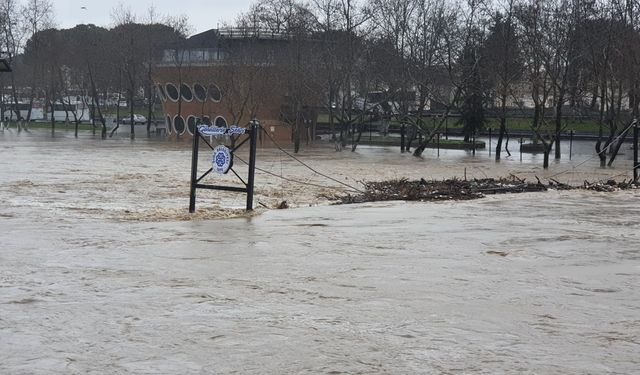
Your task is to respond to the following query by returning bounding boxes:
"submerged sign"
[212,145,232,174]
[198,125,247,136]
[189,120,259,212]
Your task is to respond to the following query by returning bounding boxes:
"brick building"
[153,28,319,145]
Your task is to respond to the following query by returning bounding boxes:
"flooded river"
[1,130,639,374]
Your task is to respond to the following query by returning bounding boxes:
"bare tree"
[542,0,582,161]
[485,0,523,161]
[370,0,415,152]
[311,0,342,144]
[0,0,25,130]
[141,7,189,136]
[19,0,53,126]
[330,0,371,151]
[516,0,554,168]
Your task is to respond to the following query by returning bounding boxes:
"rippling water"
[1,130,639,374]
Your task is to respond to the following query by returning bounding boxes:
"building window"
[214,116,227,128]
[187,115,198,135]
[202,116,211,125]
[180,83,193,102]
[166,115,172,135]
[166,83,179,102]
[209,84,222,102]
[194,84,207,102]
[174,115,185,135]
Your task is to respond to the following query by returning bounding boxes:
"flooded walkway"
[1,130,639,374]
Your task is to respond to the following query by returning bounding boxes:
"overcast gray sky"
[54,0,253,35]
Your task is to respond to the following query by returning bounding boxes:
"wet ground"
[1,129,639,374]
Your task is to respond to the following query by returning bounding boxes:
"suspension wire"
[603,161,640,183]
[235,155,361,193]
[258,125,364,193]
[546,120,638,180]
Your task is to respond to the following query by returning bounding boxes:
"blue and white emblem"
[212,145,232,174]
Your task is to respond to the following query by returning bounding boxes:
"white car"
[121,114,147,125]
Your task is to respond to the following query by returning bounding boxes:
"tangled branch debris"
[338,176,637,204]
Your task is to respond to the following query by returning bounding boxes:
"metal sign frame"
[189,120,258,212]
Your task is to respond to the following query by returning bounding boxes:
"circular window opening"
[165,115,172,135]
[165,83,179,101]
[157,85,166,102]
[180,83,193,102]
[208,84,222,102]
[174,115,185,135]
[187,116,198,135]
[193,84,207,102]
[202,116,212,125]
[214,116,227,128]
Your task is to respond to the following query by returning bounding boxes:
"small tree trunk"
[554,94,564,160]
[74,115,79,138]
[543,149,550,169]
[496,116,506,161]
[147,85,154,137]
[329,91,336,142]
[50,102,55,136]
[351,122,364,152]
[91,97,96,136]
[294,103,301,153]
[129,93,135,140]
[607,126,631,166]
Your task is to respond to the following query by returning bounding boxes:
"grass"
[4,121,94,131]
[2,121,158,133]
[484,118,601,133]
[316,114,602,134]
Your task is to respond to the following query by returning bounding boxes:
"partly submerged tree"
[484,2,523,161]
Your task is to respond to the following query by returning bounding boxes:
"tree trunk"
[351,122,364,152]
[329,89,336,142]
[607,124,632,166]
[25,90,35,126]
[294,103,301,153]
[74,111,79,138]
[147,84,154,137]
[554,92,564,160]
[50,102,55,136]
[91,97,96,136]
[111,90,122,138]
[406,123,417,152]
[496,117,506,161]
[129,92,135,140]
[10,72,21,132]
[87,63,107,139]
[596,81,607,166]
[543,148,550,169]
[496,95,508,161]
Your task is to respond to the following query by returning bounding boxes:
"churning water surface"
[1,129,639,374]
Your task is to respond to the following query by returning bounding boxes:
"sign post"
[189,120,259,213]
[246,120,258,210]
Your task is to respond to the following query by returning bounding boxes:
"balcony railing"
[218,27,290,40]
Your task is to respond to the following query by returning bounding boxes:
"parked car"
[120,114,147,125]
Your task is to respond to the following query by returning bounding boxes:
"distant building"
[153,28,319,144]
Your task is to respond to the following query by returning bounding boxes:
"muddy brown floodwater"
[1,129,639,374]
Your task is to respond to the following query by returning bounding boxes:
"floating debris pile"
[582,179,638,192]
[339,177,637,204]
